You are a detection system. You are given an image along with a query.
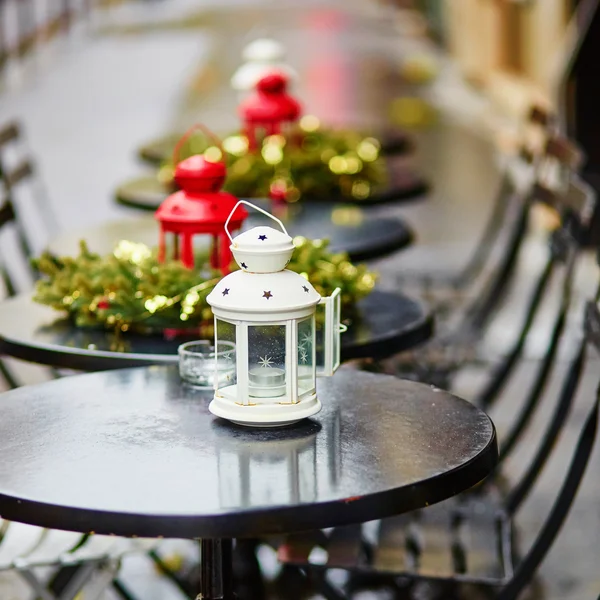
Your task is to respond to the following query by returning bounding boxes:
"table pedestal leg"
[198,538,234,600]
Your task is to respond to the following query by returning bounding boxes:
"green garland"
[159,118,387,202]
[33,237,377,336]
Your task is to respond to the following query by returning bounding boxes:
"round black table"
[48,207,413,263]
[0,290,433,370]
[115,163,428,212]
[0,367,497,598]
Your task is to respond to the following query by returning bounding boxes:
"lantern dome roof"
[230,225,294,273]
[242,38,286,62]
[233,225,292,251]
[155,190,245,227]
[174,155,226,194]
[239,73,301,123]
[207,269,320,315]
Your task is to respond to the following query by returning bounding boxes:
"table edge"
[0,421,497,540]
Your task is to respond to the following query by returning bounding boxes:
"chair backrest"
[472,138,591,414]
[496,293,600,600]
[478,170,595,482]
[0,122,54,389]
[0,120,58,251]
[0,187,36,297]
[453,105,559,290]
[466,134,585,334]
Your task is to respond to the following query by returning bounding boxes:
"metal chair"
[277,279,600,600]
[0,119,59,244]
[0,183,41,389]
[399,106,559,318]
[0,521,159,600]
[391,136,587,390]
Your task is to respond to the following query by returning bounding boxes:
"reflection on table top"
[0,367,497,538]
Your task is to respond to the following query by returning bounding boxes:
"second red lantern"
[155,155,247,274]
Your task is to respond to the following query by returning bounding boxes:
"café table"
[0,290,433,371]
[115,169,427,212]
[47,205,413,263]
[0,367,497,599]
[122,160,428,210]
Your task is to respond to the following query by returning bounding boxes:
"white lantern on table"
[206,201,345,427]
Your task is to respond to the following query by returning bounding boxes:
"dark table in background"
[0,367,497,599]
[0,290,433,370]
[125,157,428,210]
[48,204,413,263]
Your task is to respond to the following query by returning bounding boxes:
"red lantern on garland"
[155,127,248,274]
[239,72,302,150]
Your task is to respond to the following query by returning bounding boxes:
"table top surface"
[0,290,433,370]
[78,199,412,263]
[0,367,496,539]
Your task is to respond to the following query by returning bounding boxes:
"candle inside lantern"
[248,366,286,398]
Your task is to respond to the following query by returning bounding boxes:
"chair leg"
[18,569,57,600]
[307,568,349,600]
[272,564,314,600]
[112,578,140,600]
[234,539,266,600]
[0,359,20,389]
[147,548,195,598]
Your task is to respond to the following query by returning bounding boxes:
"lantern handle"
[172,123,224,166]
[225,200,289,243]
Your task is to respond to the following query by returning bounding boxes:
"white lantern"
[206,201,345,427]
[231,38,299,94]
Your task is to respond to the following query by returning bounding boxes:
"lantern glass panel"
[315,288,342,376]
[297,316,316,398]
[215,318,237,400]
[247,324,287,399]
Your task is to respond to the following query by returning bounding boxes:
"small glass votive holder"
[178,341,236,388]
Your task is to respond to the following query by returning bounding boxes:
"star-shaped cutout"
[258,234,267,241]
[222,288,230,296]
[263,291,273,300]
[241,262,248,269]
[299,349,308,364]
[302,285,309,293]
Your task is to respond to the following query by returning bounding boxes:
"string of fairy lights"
[33,237,377,336]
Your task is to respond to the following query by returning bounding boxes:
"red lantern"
[239,72,302,150]
[155,155,247,274]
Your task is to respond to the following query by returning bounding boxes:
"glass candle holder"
[178,340,236,388]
